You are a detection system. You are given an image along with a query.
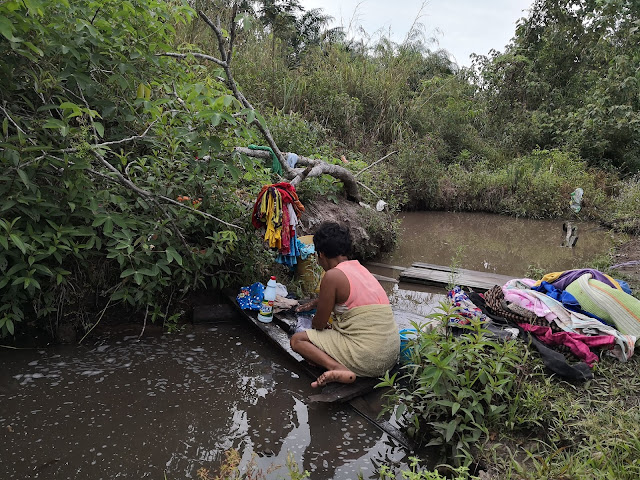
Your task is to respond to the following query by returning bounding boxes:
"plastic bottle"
[257,276,277,323]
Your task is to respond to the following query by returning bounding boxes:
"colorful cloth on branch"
[248,144,283,175]
[252,182,304,265]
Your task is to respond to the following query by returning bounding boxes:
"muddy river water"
[0,212,616,479]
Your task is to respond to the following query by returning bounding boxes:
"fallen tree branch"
[234,147,361,200]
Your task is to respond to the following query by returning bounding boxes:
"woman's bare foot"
[311,369,356,388]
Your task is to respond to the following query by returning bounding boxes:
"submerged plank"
[365,262,407,272]
[371,273,399,284]
[308,377,379,403]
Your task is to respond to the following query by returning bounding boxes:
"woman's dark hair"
[313,222,352,259]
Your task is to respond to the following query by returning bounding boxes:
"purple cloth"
[550,269,618,291]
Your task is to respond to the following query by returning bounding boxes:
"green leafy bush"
[433,149,611,219]
[380,301,529,465]
[0,0,276,338]
[603,175,640,234]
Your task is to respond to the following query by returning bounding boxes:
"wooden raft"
[399,262,513,292]
[227,295,413,450]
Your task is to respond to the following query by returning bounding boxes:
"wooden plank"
[400,265,512,292]
[248,310,304,362]
[411,262,514,284]
[349,396,411,449]
[308,377,379,403]
[411,262,453,272]
[365,262,407,272]
[372,273,399,284]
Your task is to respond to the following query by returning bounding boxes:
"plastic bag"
[570,187,584,213]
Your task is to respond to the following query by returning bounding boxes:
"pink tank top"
[334,260,390,309]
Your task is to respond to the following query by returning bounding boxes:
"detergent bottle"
[257,276,277,322]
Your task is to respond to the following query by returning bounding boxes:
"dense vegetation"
[2,0,640,477]
[2,0,638,339]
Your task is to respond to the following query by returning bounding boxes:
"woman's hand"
[296,299,318,313]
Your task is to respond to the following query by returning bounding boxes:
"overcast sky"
[298,0,533,67]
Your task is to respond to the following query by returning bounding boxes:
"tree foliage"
[475,0,640,172]
[0,0,275,337]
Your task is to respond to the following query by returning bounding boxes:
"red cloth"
[519,324,615,367]
[251,185,270,229]
[251,182,304,230]
[280,205,291,254]
[251,183,303,255]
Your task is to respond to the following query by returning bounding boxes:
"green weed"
[379,301,530,466]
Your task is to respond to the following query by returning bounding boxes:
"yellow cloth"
[262,189,282,249]
[534,270,621,290]
[306,304,399,377]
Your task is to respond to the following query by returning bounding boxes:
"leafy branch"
[162,6,362,201]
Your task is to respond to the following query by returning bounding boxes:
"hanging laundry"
[252,182,305,267]
[248,145,283,175]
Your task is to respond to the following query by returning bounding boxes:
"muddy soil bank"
[297,197,397,259]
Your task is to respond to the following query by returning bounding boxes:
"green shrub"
[0,0,276,337]
[431,149,612,219]
[379,301,529,465]
[603,175,640,233]
[394,137,444,210]
[263,110,328,157]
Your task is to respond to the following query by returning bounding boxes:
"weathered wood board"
[400,262,513,292]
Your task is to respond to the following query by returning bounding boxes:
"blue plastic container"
[399,328,418,364]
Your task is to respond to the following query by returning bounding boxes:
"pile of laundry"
[252,182,306,267]
[448,269,640,381]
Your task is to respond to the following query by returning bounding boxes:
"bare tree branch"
[227,4,238,65]
[199,10,227,63]
[0,104,36,145]
[353,150,398,177]
[60,120,158,153]
[160,51,226,68]
[85,153,243,231]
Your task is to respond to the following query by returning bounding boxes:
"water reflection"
[384,211,616,276]
[0,325,407,479]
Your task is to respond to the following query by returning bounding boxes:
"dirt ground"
[297,196,396,259]
[612,236,640,294]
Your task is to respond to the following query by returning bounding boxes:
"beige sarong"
[306,304,399,377]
